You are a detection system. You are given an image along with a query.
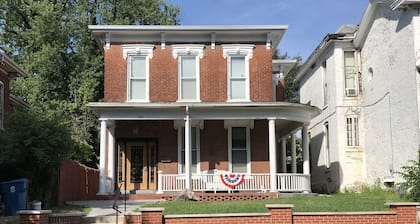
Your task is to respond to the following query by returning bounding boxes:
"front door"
[118,141,157,191]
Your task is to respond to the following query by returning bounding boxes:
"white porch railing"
[277,173,311,192]
[157,172,310,193]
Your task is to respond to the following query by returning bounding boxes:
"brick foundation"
[18,210,51,224]
[122,202,419,224]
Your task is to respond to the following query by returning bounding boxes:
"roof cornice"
[88,25,288,51]
[0,52,29,77]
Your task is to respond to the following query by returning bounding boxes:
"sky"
[165,0,369,61]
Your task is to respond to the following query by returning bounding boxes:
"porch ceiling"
[88,102,321,125]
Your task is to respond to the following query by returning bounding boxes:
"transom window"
[178,126,200,174]
[229,126,250,173]
[0,81,4,129]
[179,55,199,101]
[344,51,358,97]
[346,116,360,147]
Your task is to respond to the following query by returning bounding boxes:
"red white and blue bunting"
[220,173,245,189]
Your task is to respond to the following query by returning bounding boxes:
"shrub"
[399,149,420,201]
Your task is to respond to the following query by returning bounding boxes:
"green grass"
[50,204,91,214]
[143,188,409,215]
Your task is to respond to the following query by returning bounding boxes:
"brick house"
[88,25,321,195]
[0,52,28,129]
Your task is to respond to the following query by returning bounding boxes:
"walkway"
[67,200,157,217]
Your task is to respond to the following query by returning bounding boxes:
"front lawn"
[143,188,409,215]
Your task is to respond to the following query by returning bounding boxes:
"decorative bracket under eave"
[211,33,216,50]
[266,33,272,50]
[161,32,166,49]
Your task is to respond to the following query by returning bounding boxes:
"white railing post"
[157,170,163,194]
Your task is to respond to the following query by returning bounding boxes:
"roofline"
[9,94,29,109]
[353,1,381,49]
[88,24,288,50]
[295,37,353,82]
[272,59,297,76]
[0,52,29,77]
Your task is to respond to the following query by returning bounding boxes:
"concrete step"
[82,215,125,224]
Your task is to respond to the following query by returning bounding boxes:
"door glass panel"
[130,145,144,183]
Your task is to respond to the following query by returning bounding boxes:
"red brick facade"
[103,44,273,103]
[0,72,11,114]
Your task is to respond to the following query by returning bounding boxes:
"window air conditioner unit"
[346,88,357,97]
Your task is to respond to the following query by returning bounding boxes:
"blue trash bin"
[1,178,28,216]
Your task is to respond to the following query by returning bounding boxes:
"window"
[222,44,254,101]
[172,44,204,101]
[322,61,328,105]
[178,126,200,174]
[128,56,148,100]
[323,122,330,168]
[346,116,360,147]
[229,56,247,100]
[344,51,358,97]
[122,44,154,102]
[229,126,250,173]
[0,81,3,129]
[179,56,199,100]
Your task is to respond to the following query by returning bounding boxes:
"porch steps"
[82,215,125,224]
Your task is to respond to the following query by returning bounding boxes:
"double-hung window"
[346,116,360,147]
[223,44,254,101]
[172,44,204,101]
[229,56,247,100]
[229,126,250,173]
[122,44,154,102]
[344,51,358,97]
[128,56,147,100]
[178,126,200,174]
[0,81,3,129]
[179,56,199,100]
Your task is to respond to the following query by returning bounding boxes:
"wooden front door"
[118,141,157,191]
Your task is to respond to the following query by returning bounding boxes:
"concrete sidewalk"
[67,200,157,217]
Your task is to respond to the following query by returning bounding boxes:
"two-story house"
[0,52,28,129]
[88,25,320,196]
[296,0,420,193]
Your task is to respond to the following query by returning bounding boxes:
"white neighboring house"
[296,0,420,193]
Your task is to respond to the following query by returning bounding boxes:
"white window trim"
[225,120,252,174]
[346,115,360,148]
[122,45,154,102]
[172,45,204,102]
[343,50,359,97]
[323,122,330,169]
[222,44,254,102]
[0,81,4,129]
[175,120,203,174]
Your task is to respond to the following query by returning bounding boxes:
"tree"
[0,0,180,205]
[0,109,74,206]
[399,150,420,201]
[0,0,180,164]
[272,50,301,102]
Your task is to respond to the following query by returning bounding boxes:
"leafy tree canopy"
[0,0,180,164]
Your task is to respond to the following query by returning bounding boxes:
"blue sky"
[166,0,368,60]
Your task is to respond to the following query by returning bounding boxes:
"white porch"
[89,102,321,195]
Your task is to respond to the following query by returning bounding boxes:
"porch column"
[280,138,287,172]
[98,119,107,194]
[291,133,297,173]
[268,118,277,192]
[302,126,310,175]
[107,122,115,193]
[184,114,192,191]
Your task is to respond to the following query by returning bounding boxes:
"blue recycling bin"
[1,178,28,216]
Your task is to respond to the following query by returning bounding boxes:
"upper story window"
[346,115,360,147]
[344,51,358,97]
[223,44,255,101]
[172,45,204,102]
[322,60,328,105]
[122,44,154,102]
[0,81,4,129]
